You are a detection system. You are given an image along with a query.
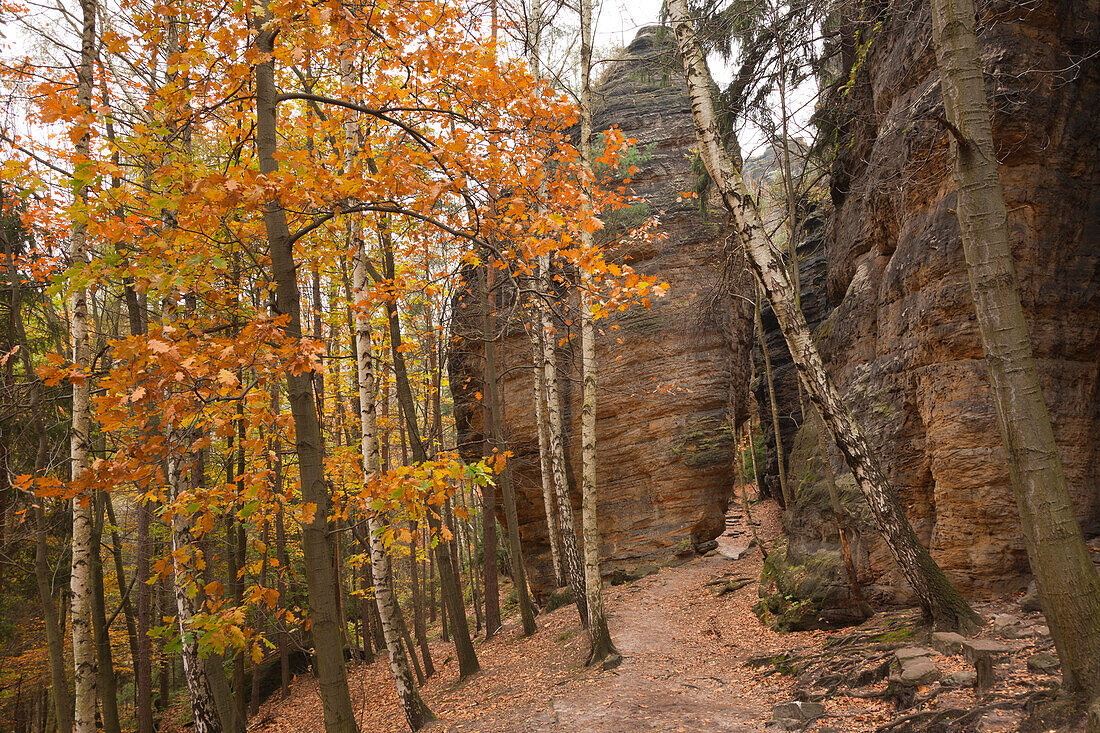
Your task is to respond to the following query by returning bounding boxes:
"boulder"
[942,669,977,687]
[893,646,932,663]
[772,701,825,722]
[896,659,941,686]
[1027,652,1060,674]
[1019,582,1043,612]
[930,631,966,655]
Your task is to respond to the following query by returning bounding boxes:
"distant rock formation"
[449,26,753,600]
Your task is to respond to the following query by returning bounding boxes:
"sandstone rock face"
[450,27,752,599]
[772,0,1100,603]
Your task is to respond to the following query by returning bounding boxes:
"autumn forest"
[0,0,1098,730]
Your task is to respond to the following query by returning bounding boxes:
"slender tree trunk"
[528,324,565,588]
[737,425,767,560]
[480,300,501,638]
[537,257,589,627]
[35,508,71,733]
[9,242,73,733]
[669,0,980,632]
[68,2,97,729]
[457,483,484,633]
[352,245,435,730]
[930,0,1100,705]
[577,0,615,662]
[408,522,434,677]
[523,0,566,592]
[90,493,122,733]
[483,267,537,636]
[377,235,480,679]
[272,387,291,699]
[254,21,358,731]
[755,290,790,508]
[102,496,140,686]
[157,570,170,712]
[167,447,223,733]
[249,517,269,716]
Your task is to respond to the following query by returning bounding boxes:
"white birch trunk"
[528,323,565,587]
[578,0,615,663]
[69,0,97,727]
[167,446,223,733]
[669,0,979,631]
[353,247,435,730]
[538,255,589,626]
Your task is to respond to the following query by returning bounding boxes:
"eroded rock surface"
[450,27,752,599]
[770,0,1100,607]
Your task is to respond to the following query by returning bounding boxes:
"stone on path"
[942,669,977,687]
[897,659,941,686]
[1027,652,1060,674]
[930,631,965,654]
[771,700,825,729]
[893,646,932,662]
[1019,581,1043,612]
[961,639,1011,664]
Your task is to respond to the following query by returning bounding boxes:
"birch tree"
[68,0,98,727]
[537,256,589,627]
[577,0,616,663]
[353,246,436,730]
[668,0,981,631]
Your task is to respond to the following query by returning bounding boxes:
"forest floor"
[248,496,1078,733]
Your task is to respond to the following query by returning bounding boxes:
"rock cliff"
[765,0,1100,610]
[450,26,753,600]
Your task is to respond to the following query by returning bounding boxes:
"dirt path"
[254,498,809,733]
[203,495,1079,733]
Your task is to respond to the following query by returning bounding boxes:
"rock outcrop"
[450,27,753,600]
[769,0,1100,608]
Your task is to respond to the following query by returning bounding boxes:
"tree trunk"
[482,266,537,636]
[378,234,479,679]
[90,493,121,733]
[480,315,501,638]
[528,325,565,588]
[669,0,980,632]
[577,0,615,663]
[103,495,140,688]
[755,288,790,509]
[537,256,589,627]
[10,241,73,733]
[272,386,291,699]
[254,20,358,732]
[929,0,1100,703]
[352,245,435,729]
[68,2,98,729]
[408,522,435,677]
[168,449,223,733]
[456,486,484,634]
[35,507,71,733]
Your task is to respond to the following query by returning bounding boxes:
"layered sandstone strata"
[450,26,753,599]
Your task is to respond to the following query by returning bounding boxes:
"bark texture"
[930,0,1100,701]
[577,0,615,664]
[68,1,98,728]
[255,22,358,731]
[353,247,435,729]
